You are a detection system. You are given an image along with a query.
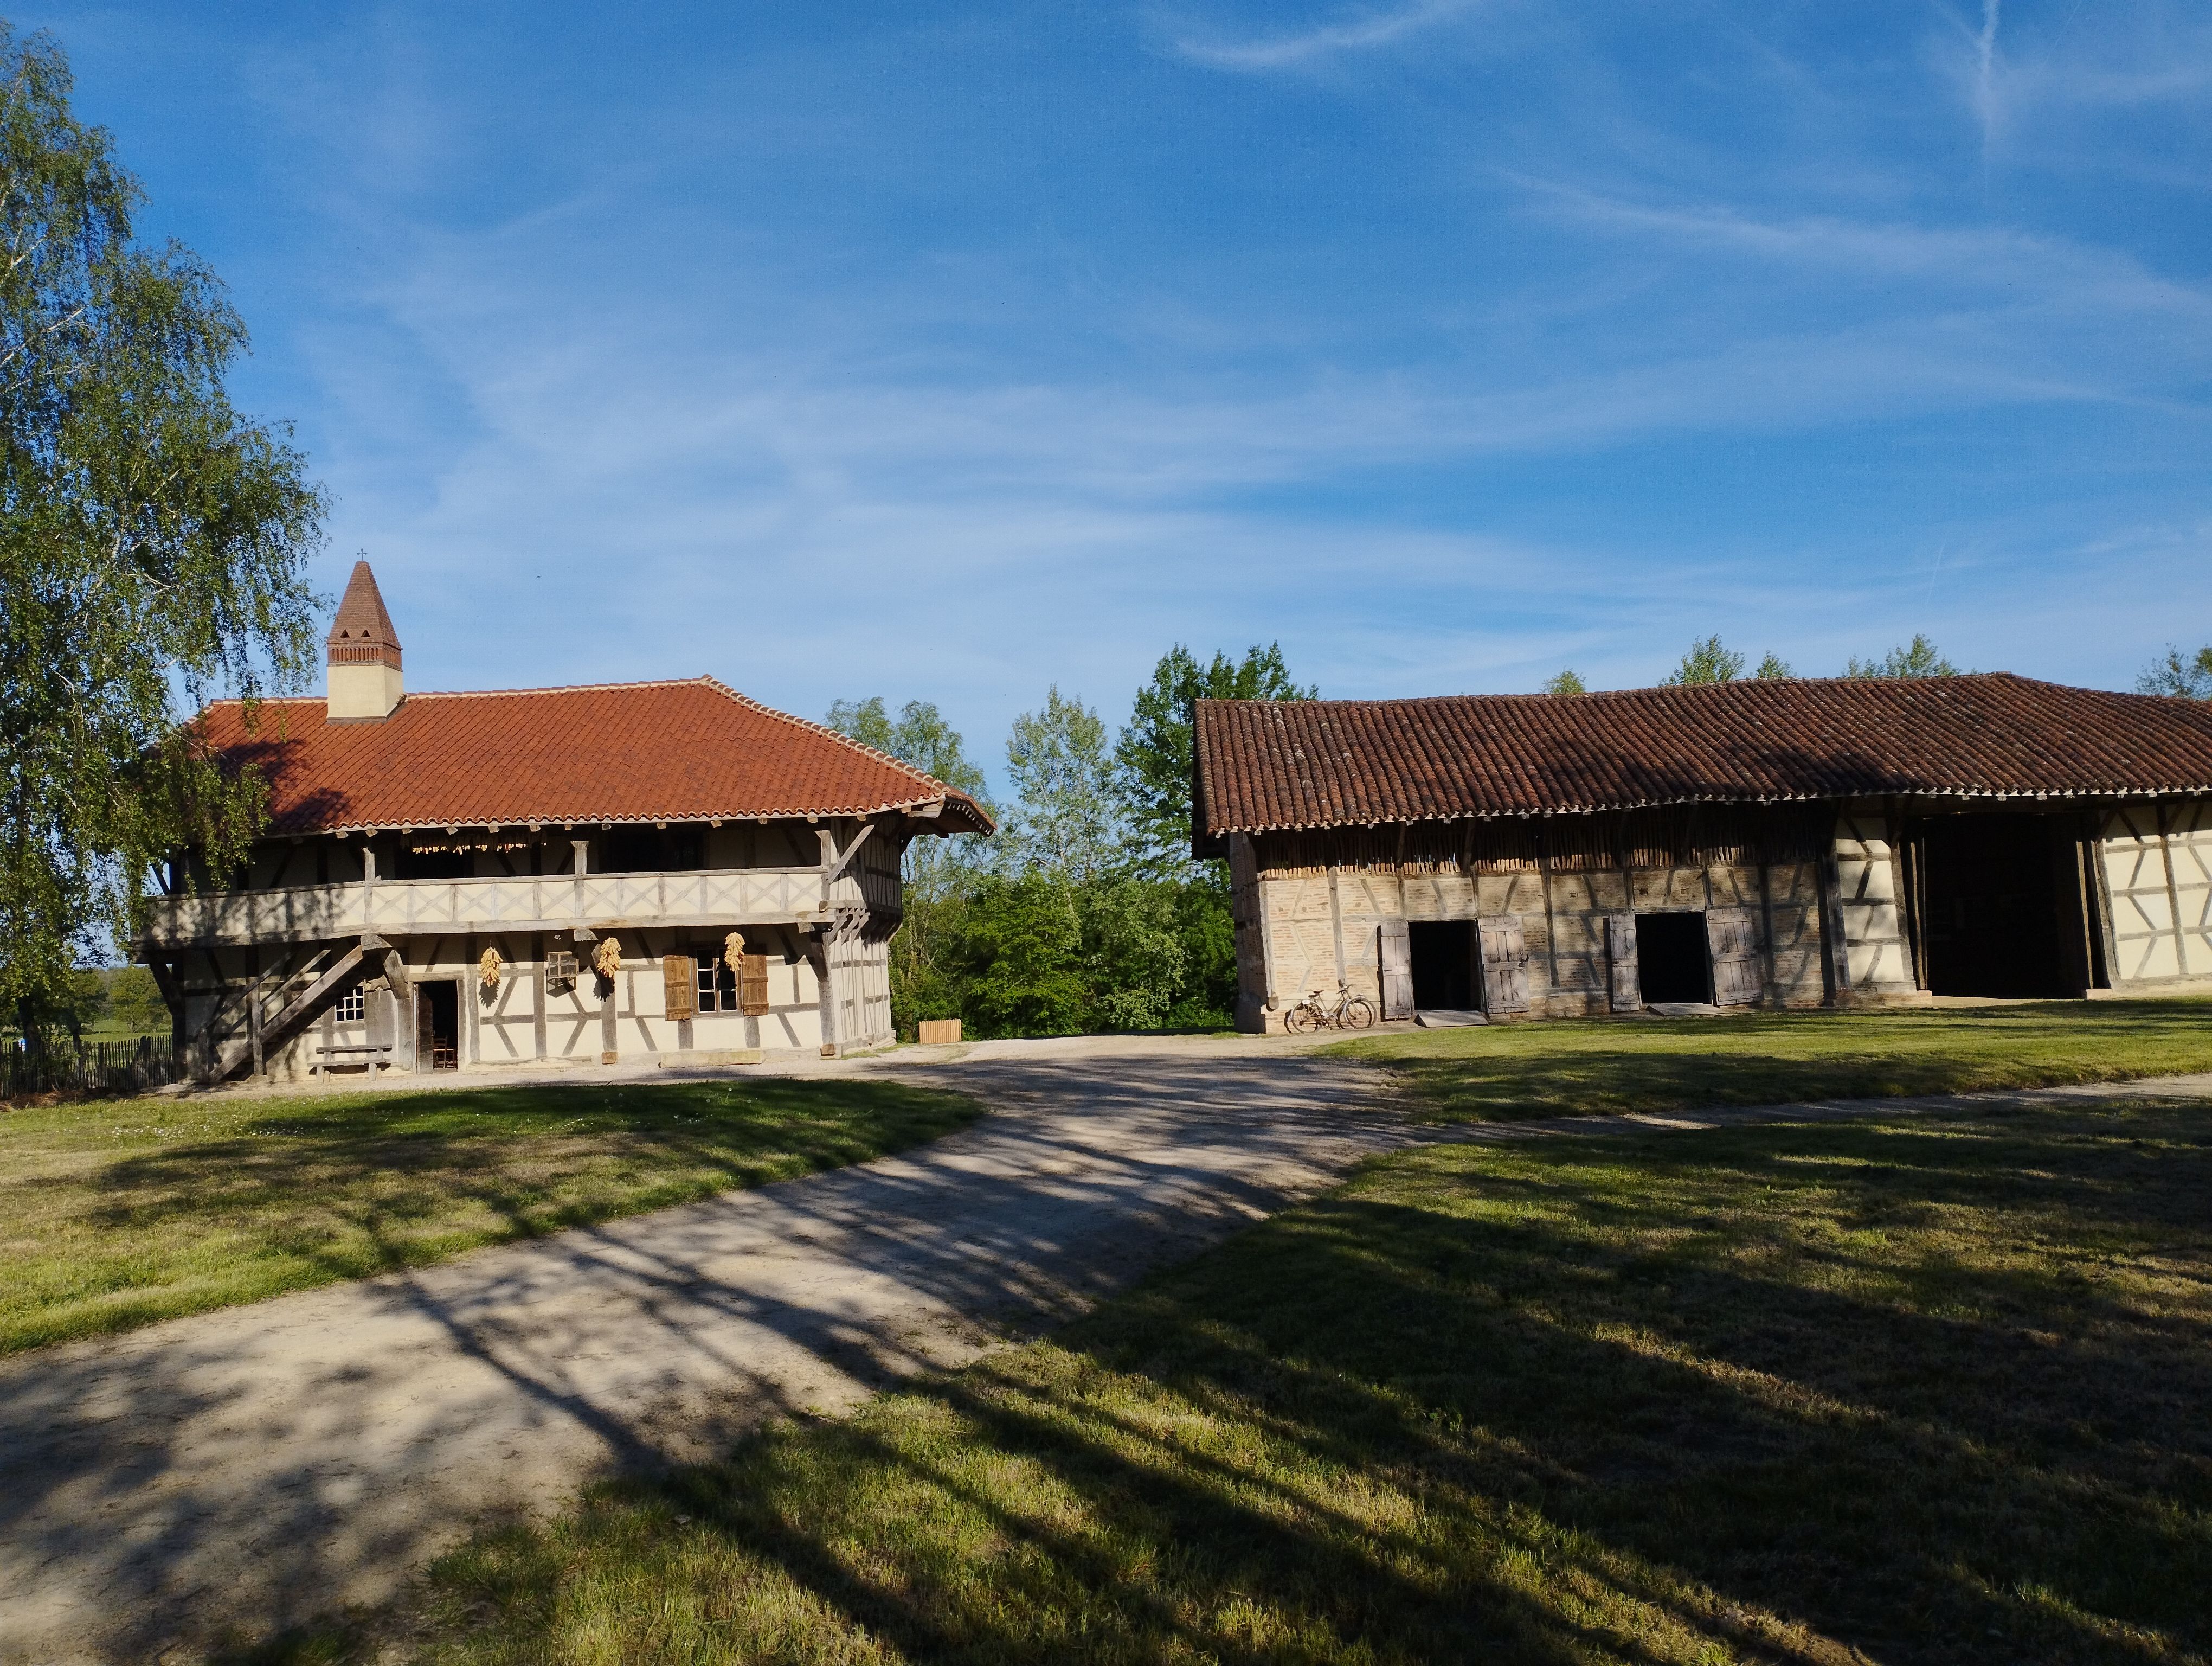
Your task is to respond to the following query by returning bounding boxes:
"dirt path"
[0,1037,1407,1665]
[4,1040,2208,1664]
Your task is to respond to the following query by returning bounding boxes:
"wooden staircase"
[210,942,372,1081]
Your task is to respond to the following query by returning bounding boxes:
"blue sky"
[26,0,2212,784]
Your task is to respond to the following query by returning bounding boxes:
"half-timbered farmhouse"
[138,562,992,1080]
[1193,678,2212,1030]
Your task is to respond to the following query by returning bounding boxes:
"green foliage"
[2136,644,2212,699]
[908,871,1226,1040]
[1539,668,1586,695]
[825,696,1000,1040]
[1754,651,1792,678]
[1002,685,1122,883]
[1660,635,1746,684]
[102,965,168,1033]
[860,644,1304,1042]
[824,696,989,803]
[1115,642,1313,874]
[1846,632,1959,678]
[0,26,327,1049]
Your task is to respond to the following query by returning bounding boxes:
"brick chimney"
[325,560,404,721]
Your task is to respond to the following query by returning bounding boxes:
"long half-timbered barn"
[138,562,992,1080]
[1192,676,2212,1030]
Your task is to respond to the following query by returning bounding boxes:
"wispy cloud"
[1162,0,1479,73]
[1972,0,2002,154]
[1522,184,2212,322]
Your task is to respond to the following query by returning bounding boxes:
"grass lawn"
[0,1077,979,1356]
[271,1092,2212,1666]
[1326,998,2212,1122]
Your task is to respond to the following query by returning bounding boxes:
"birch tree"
[0,27,327,1047]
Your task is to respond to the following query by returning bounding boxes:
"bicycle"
[1283,982,1377,1034]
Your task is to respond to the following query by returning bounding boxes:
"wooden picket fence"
[3,1034,184,1099]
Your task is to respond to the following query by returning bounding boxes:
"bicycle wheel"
[1343,998,1377,1030]
[1284,1003,1319,1035]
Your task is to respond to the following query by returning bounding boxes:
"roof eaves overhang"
[286,796,999,839]
[1205,781,2212,839]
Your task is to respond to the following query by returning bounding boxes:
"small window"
[545,952,578,997]
[695,952,741,1012]
[335,989,365,1023]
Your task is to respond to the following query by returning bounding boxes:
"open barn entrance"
[1916,814,2072,997]
[1635,912,1710,1004]
[416,981,460,1071]
[1409,920,1476,1010]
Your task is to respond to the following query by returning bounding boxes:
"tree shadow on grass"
[3,1078,982,1350]
[378,1102,2212,1666]
[1363,1000,2212,1122]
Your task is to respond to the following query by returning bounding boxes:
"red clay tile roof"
[195,677,994,836]
[1194,675,2212,850]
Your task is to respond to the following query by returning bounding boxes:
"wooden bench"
[313,1043,394,1078]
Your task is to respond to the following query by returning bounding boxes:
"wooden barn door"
[1377,919,1414,1021]
[1475,915,1531,1014]
[1604,914,1641,1011]
[1706,909,1763,1006]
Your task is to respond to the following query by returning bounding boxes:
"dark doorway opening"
[416,981,459,1070]
[1917,814,2072,997]
[1409,920,1476,1010]
[1635,912,1709,1004]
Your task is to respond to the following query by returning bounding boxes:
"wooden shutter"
[739,953,771,1016]
[1377,919,1414,1020]
[1706,908,1763,1006]
[662,954,697,1021]
[1475,914,1530,1014]
[1605,914,1641,1011]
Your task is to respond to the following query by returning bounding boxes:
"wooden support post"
[1327,867,1347,991]
[2090,811,2124,986]
[807,924,839,1056]
[1536,820,1561,1011]
[147,958,185,1051]
[1758,852,1778,1002]
[381,946,415,1071]
[532,931,548,1060]
[1817,847,1850,1002]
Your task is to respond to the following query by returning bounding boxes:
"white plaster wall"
[2100,801,2212,984]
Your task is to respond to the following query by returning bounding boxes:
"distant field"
[0,1078,979,1355]
[1326,999,2212,1121]
[310,1094,2212,1666]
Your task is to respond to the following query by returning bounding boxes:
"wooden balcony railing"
[137,866,869,950]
